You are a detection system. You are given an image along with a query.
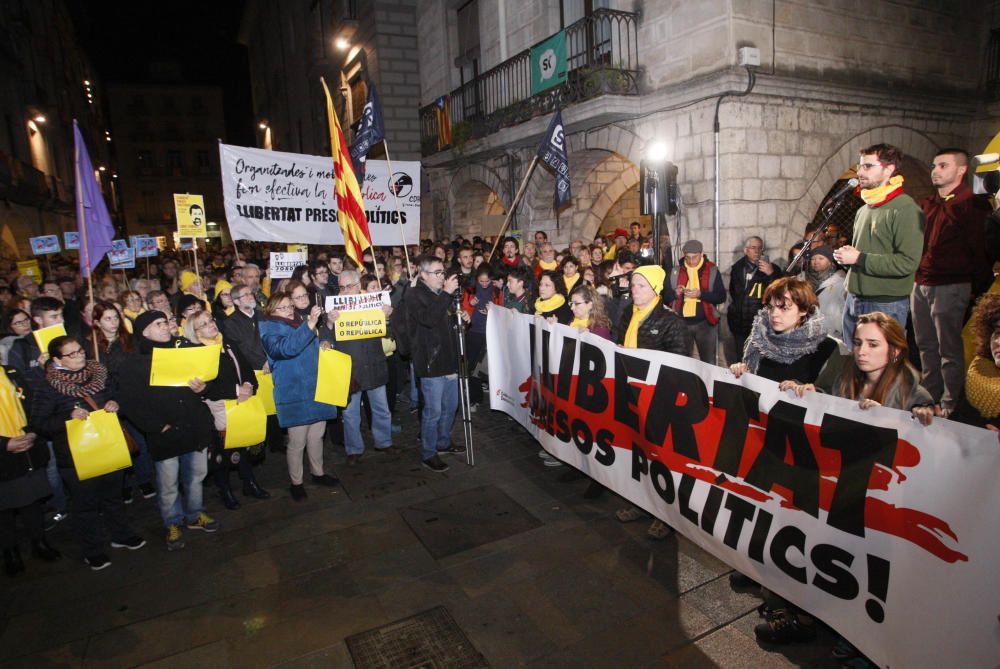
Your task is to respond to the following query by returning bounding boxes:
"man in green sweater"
[833,143,925,350]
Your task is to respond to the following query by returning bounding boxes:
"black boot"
[31,538,61,562]
[242,479,271,499]
[218,487,241,510]
[4,546,25,576]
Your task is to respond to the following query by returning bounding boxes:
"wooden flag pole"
[380,140,413,278]
[73,123,100,360]
[489,156,539,261]
[192,241,200,277]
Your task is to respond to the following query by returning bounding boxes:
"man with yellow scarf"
[834,143,925,350]
[668,240,726,364]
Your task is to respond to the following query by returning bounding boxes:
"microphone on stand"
[825,177,860,203]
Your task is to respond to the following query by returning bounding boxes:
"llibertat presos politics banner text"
[486,307,1000,669]
[219,143,419,246]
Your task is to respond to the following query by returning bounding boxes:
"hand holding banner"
[150,344,221,386]
[325,291,390,340]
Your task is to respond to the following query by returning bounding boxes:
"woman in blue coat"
[258,289,339,501]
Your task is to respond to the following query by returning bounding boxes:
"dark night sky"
[66,0,255,146]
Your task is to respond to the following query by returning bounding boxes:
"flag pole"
[380,140,413,278]
[489,156,539,261]
[73,120,100,360]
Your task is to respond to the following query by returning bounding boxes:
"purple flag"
[73,120,115,277]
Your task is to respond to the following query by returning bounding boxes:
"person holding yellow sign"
[33,336,144,571]
[183,311,269,510]
[117,311,219,552]
[259,290,339,502]
[326,270,397,465]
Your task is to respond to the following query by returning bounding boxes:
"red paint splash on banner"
[518,373,966,563]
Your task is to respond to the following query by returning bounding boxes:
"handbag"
[82,395,139,455]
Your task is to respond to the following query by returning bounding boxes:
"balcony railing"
[419,8,639,156]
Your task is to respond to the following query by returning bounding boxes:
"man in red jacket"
[911,148,992,415]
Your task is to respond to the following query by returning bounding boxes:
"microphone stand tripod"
[787,194,850,275]
[453,291,475,465]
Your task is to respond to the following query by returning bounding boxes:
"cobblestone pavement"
[0,396,844,668]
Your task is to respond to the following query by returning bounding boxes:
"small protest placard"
[16,260,41,281]
[325,291,390,341]
[108,247,135,269]
[135,237,159,258]
[269,252,307,279]
[30,235,60,255]
[64,232,80,250]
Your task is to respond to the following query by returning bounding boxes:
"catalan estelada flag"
[435,95,452,150]
[321,77,371,268]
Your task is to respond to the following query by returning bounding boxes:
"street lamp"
[33,115,46,124]
[335,38,350,50]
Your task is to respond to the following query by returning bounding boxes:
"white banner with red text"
[486,307,1000,669]
[219,143,419,246]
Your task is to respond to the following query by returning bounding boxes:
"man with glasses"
[240,263,267,310]
[307,259,337,310]
[727,235,779,356]
[834,143,925,349]
[407,255,469,472]
[220,283,268,372]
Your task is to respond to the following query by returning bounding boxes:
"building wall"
[0,0,114,259]
[107,84,227,241]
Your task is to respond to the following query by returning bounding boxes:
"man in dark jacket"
[329,270,396,464]
[668,240,726,364]
[307,260,338,310]
[911,149,992,415]
[727,236,780,356]
[222,284,268,371]
[407,255,469,472]
[117,311,218,552]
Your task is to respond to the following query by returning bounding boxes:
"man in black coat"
[328,270,396,464]
[117,311,218,552]
[727,236,779,357]
[406,255,469,472]
[221,284,268,371]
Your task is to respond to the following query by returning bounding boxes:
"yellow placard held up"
[174,193,208,238]
[315,348,352,406]
[16,260,41,282]
[223,395,267,449]
[33,324,67,357]
[149,344,221,386]
[334,308,387,341]
[287,244,308,254]
[253,370,276,415]
[66,409,132,480]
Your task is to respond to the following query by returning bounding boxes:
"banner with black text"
[487,307,1000,669]
[219,143,419,246]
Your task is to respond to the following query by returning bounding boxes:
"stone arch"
[578,165,641,243]
[787,124,940,248]
[446,162,510,215]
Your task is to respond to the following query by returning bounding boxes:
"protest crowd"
[2,142,999,668]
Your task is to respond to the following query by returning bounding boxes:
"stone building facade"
[418,0,999,273]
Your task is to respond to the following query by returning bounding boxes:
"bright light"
[335,38,350,50]
[83,80,91,86]
[98,166,106,172]
[258,122,268,130]
[33,115,46,124]
[647,142,669,162]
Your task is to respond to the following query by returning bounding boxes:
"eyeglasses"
[10,319,30,327]
[291,293,309,300]
[570,301,589,307]
[423,270,446,276]
[60,349,85,358]
[274,304,293,312]
[195,320,216,330]
[856,162,885,171]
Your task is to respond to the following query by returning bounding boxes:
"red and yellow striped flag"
[321,77,372,268]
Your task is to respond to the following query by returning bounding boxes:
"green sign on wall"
[530,31,567,96]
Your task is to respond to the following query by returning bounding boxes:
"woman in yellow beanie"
[180,270,211,312]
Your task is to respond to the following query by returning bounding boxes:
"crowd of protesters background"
[1,141,998,666]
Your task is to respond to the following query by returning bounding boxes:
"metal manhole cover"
[346,606,488,669]
[399,485,542,559]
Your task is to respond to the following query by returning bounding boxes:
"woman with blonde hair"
[567,284,611,340]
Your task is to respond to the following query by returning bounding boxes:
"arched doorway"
[449,181,507,238]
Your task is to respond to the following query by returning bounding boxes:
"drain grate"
[399,485,542,559]
[346,606,488,669]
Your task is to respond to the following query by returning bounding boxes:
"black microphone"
[826,178,859,203]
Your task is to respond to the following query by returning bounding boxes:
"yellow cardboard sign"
[33,324,67,357]
[253,370,276,415]
[334,308,387,341]
[223,395,267,449]
[314,348,352,406]
[287,244,308,254]
[66,409,132,480]
[174,193,208,238]
[16,260,41,281]
[149,344,221,386]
